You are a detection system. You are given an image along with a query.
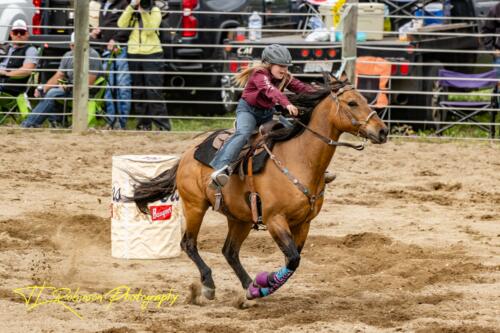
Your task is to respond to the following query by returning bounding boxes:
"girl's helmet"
[261,44,292,67]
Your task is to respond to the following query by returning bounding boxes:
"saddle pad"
[194,130,273,174]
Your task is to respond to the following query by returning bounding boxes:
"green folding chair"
[0,76,34,125]
[57,50,114,127]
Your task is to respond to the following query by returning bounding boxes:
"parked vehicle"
[0,1,35,43]
[163,0,300,114]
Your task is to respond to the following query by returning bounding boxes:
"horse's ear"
[322,71,332,87]
[337,71,351,85]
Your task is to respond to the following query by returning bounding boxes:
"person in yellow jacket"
[118,0,171,131]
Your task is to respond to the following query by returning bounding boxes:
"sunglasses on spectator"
[12,30,27,36]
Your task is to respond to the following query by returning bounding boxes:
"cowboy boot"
[210,165,230,188]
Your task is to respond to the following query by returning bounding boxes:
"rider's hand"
[286,104,299,116]
[0,69,7,77]
[130,0,139,8]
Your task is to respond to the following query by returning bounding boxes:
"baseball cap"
[11,19,28,31]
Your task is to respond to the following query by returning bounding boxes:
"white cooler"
[335,3,385,41]
[111,155,184,259]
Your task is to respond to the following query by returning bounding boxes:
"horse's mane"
[273,78,350,141]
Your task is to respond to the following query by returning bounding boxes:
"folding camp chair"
[57,50,114,128]
[432,69,497,138]
[0,88,31,124]
[0,46,44,124]
[355,56,392,128]
[58,75,108,127]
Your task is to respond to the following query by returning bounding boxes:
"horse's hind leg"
[222,218,253,289]
[180,199,215,300]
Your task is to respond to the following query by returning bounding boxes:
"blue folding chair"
[433,69,498,138]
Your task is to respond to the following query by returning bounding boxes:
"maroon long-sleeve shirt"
[242,68,315,110]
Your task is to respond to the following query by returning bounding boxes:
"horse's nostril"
[379,127,389,141]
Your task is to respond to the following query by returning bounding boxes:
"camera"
[140,0,153,10]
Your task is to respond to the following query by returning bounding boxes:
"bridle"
[262,85,377,211]
[293,85,377,151]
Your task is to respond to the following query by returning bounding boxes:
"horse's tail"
[131,161,179,215]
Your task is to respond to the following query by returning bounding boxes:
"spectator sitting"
[118,0,171,131]
[482,2,500,81]
[0,19,38,96]
[90,0,132,130]
[21,33,101,128]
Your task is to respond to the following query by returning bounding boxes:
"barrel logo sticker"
[150,205,173,221]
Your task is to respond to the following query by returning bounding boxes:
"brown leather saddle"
[194,119,291,176]
[193,120,294,229]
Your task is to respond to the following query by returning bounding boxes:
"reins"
[290,84,377,151]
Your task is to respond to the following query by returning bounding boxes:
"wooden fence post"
[73,0,89,132]
[342,0,358,84]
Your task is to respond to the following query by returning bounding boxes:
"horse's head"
[326,77,388,144]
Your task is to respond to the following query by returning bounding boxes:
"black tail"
[130,161,179,214]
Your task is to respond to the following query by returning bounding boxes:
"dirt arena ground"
[0,130,498,333]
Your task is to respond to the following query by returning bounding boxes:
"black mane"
[274,79,349,140]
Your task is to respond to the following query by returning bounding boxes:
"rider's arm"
[286,77,316,94]
[252,71,292,108]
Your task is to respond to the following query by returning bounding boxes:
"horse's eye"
[348,101,358,107]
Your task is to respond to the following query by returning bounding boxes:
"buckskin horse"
[131,76,388,302]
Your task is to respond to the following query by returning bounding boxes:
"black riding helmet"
[261,44,293,67]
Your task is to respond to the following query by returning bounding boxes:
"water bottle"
[383,5,392,32]
[248,11,262,41]
[329,27,336,42]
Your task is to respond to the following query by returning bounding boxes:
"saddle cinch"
[194,119,296,228]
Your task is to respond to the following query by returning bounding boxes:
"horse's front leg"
[246,214,299,300]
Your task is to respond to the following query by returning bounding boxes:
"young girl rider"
[210,44,316,187]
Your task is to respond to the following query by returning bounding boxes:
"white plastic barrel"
[111,155,184,259]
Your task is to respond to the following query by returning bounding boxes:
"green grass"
[414,113,498,139]
[170,116,234,132]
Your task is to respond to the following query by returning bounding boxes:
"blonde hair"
[234,62,291,92]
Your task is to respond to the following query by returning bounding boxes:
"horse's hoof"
[246,284,261,300]
[202,285,216,300]
[254,271,270,288]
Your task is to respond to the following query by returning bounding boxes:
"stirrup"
[210,166,230,188]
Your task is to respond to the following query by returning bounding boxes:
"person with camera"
[21,33,101,128]
[0,20,38,96]
[90,0,132,130]
[118,0,171,131]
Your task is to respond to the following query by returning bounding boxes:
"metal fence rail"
[0,3,499,140]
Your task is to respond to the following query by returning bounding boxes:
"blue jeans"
[103,48,131,128]
[21,88,67,127]
[210,99,274,170]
